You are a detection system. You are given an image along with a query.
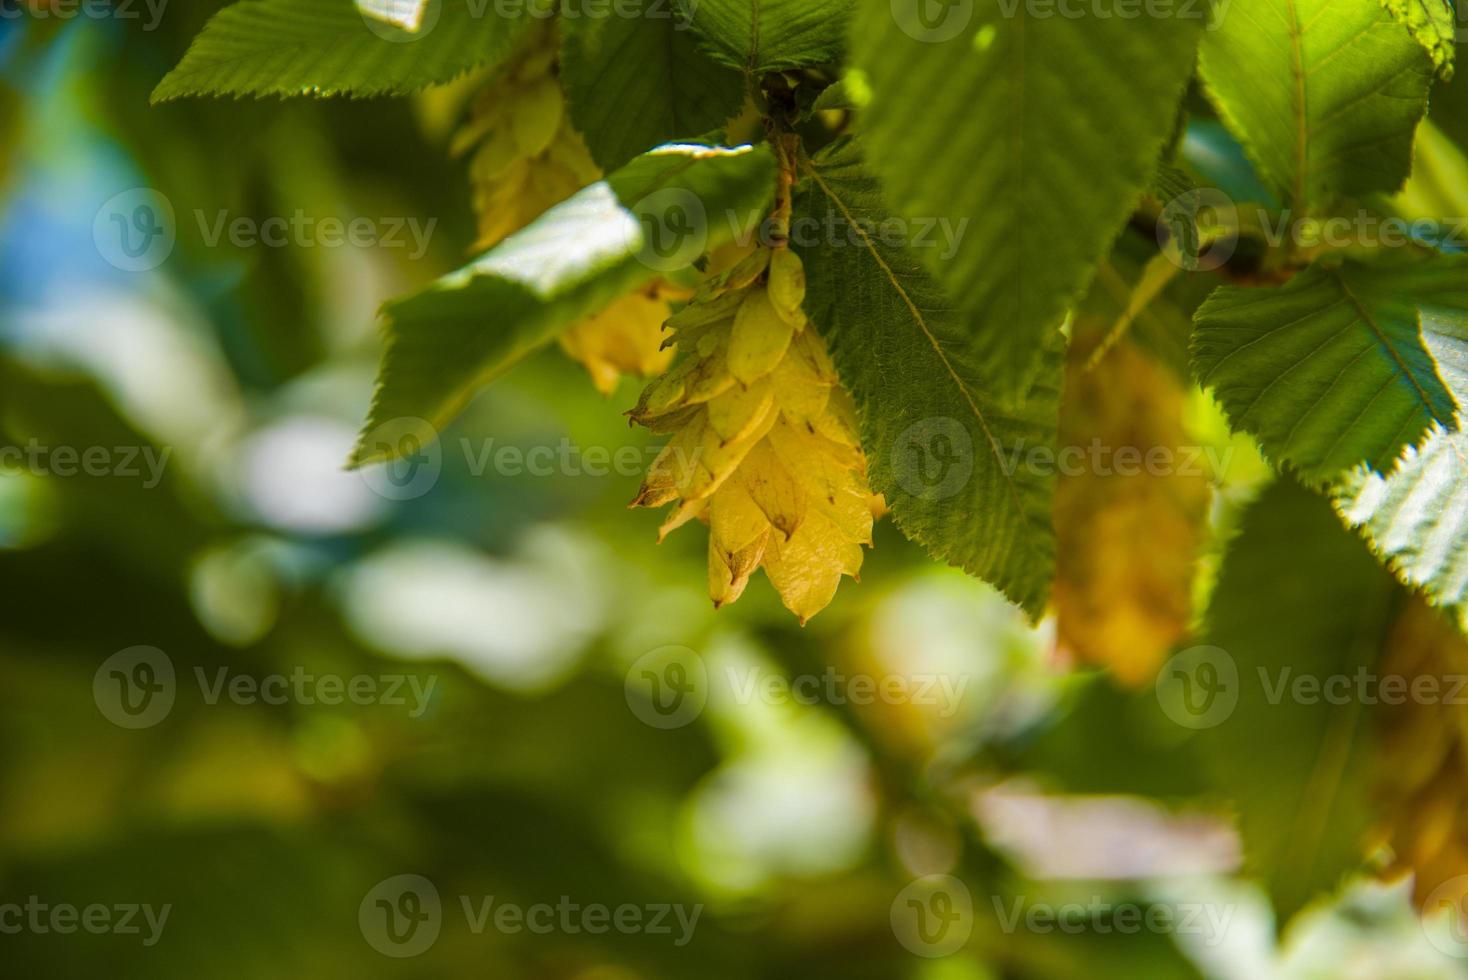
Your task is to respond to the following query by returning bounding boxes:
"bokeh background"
[0,7,1464,977]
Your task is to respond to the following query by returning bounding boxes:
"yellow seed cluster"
[1053,343,1210,686]
[630,246,882,623]
[557,282,685,395]
[452,34,679,393]
[453,41,600,252]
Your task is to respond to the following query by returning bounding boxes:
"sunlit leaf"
[353,141,777,465]
[1335,425,1468,631]
[1198,0,1432,215]
[1381,0,1456,80]
[153,0,535,101]
[1193,254,1468,484]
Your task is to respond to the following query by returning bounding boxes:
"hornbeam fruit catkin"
[1376,597,1468,915]
[453,31,676,394]
[629,246,883,623]
[453,37,600,252]
[557,281,684,395]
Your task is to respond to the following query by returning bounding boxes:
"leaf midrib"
[1331,270,1442,414]
[1284,0,1310,213]
[748,0,762,72]
[801,153,1033,528]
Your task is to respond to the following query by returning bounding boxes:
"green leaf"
[850,2,1202,399]
[560,1,747,171]
[793,139,1060,616]
[353,141,777,466]
[1193,478,1399,922]
[152,0,533,101]
[1335,334,1468,630]
[1381,0,1457,80]
[1192,254,1468,484]
[676,0,853,73]
[1198,0,1433,215]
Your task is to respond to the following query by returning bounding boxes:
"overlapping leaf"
[851,1,1202,399]
[1193,254,1468,484]
[153,0,534,101]
[676,0,852,72]
[793,140,1060,616]
[1198,0,1433,215]
[353,142,777,465]
[1336,430,1468,632]
[1381,0,1457,79]
[560,1,746,171]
